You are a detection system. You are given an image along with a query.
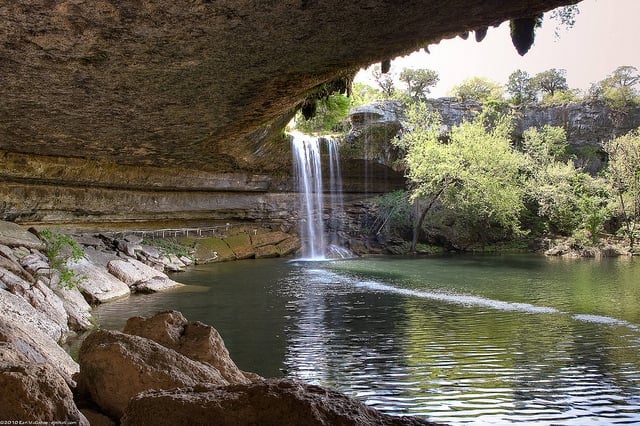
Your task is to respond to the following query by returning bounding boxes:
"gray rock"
[107,258,183,292]
[72,234,105,248]
[138,244,161,259]
[0,268,69,340]
[0,220,44,249]
[68,257,130,304]
[124,234,144,244]
[0,290,79,383]
[44,275,94,331]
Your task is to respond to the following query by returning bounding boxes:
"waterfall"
[291,132,351,260]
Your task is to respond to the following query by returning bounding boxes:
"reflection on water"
[93,255,640,424]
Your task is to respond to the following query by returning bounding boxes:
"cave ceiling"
[0,1,580,172]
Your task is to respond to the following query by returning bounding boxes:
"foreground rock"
[123,310,253,385]
[77,330,229,419]
[122,379,437,426]
[0,360,88,425]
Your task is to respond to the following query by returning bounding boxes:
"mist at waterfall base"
[290,131,353,261]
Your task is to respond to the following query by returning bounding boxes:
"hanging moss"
[298,70,357,121]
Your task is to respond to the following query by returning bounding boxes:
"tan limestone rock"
[123,311,251,385]
[0,362,88,425]
[107,258,183,293]
[121,379,437,426]
[0,221,44,249]
[77,329,229,419]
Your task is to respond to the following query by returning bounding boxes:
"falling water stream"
[290,131,350,260]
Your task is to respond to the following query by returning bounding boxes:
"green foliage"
[521,125,570,164]
[40,229,85,289]
[532,68,569,97]
[604,129,640,250]
[350,82,383,107]
[394,102,525,249]
[295,93,351,134]
[540,89,581,106]
[373,191,413,237]
[141,238,193,259]
[449,77,504,104]
[589,66,640,109]
[371,64,396,98]
[506,70,537,106]
[398,68,439,102]
[547,4,580,39]
[522,129,612,238]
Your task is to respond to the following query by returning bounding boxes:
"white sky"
[355,0,640,98]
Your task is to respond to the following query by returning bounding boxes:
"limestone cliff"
[348,99,640,170]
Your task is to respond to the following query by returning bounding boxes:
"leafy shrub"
[39,229,85,289]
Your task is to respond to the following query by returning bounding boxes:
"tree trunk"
[410,182,451,253]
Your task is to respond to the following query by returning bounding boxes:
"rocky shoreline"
[1,219,440,425]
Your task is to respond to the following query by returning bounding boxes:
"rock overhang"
[0,0,581,172]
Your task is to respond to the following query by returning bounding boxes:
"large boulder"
[68,257,131,303]
[121,379,437,426]
[123,311,252,385]
[0,290,79,384]
[107,258,183,293]
[77,330,229,419]
[0,220,44,249]
[0,361,88,425]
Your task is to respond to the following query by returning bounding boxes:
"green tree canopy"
[591,65,640,108]
[532,68,569,97]
[506,70,537,106]
[449,77,504,104]
[394,102,524,251]
[604,129,640,250]
[398,68,439,102]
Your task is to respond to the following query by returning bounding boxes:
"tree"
[393,102,524,251]
[449,77,504,104]
[371,65,396,98]
[506,70,537,106]
[521,125,610,239]
[521,125,570,164]
[593,65,640,108]
[604,129,640,251]
[350,82,382,107]
[398,68,439,102]
[532,68,568,97]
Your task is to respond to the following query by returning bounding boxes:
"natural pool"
[93,254,640,425]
